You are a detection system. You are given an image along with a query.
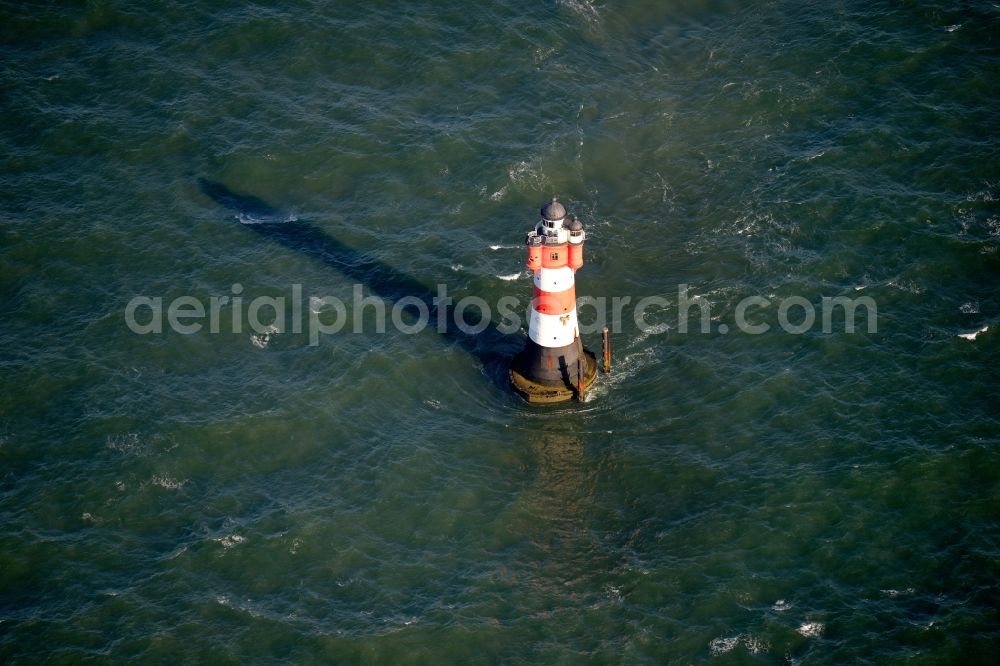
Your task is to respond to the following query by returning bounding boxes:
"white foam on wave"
[709,634,767,656]
[887,278,924,294]
[582,345,658,403]
[236,213,264,225]
[797,622,823,637]
[557,0,601,25]
[743,635,767,654]
[729,210,777,238]
[106,432,145,455]
[497,272,523,281]
[215,534,246,549]
[490,244,517,251]
[507,160,547,189]
[772,599,792,612]
[633,322,671,343]
[152,475,186,490]
[958,325,988,340]
[250,324,281,349]
[709,637,739,656]
[960,302,979,314]
[235,212,298,225]
[607,346,657,382]
[989,216,1000,236]
[533,45,558,65]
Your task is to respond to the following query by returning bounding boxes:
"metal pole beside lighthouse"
[509,197,598,404]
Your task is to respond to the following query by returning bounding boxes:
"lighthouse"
[510,197,597,403]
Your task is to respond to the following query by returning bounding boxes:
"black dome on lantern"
[540,196,567,221]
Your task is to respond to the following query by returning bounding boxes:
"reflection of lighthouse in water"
[510,197,597,403]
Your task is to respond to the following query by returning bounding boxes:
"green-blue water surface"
[2,0,999,662]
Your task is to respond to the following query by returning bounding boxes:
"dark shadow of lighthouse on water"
[198,178,514,387]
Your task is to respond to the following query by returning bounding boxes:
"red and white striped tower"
[510,197,597,403]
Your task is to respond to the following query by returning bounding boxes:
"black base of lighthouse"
[509,337,598,404]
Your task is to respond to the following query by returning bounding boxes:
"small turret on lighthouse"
[510,197,598,403]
